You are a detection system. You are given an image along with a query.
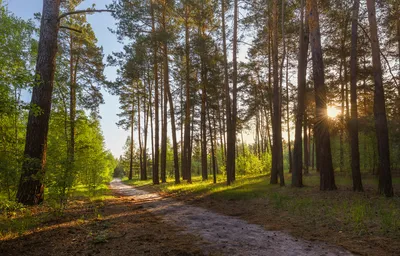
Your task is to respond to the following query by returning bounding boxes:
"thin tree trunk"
[217,100,225,163]
[339,18,347,174]
[366,0,393,197]
[151,0,159,185]
[307,0,337,191]
[129,103,134,180]
[293,0,308,187]
[271,0,284,186]
[17,0,61,205]
[304,113,309,174]
[68,34,78,188]
[160,58,167,182]
[222,0,233,185]
[162,2,179,184]
[143,82,150,180]
[201,66,208,181]
[207,104,217,183]
[286,56,292,174]
[231,0,238,183]
[349,0,363,192]
[138,93,144,180]
[182,4,191,182]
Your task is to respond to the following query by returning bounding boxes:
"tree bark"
[201,58,208,181]
[231,0,238,183]
[164,47,180,184]
[271,0,284,186]
[160,58,167,182]
[304,113,309,174]
[307,0,337,191]
[182,4,191,182]
[138,93,144,180]
[366,0,393,197]
[150,0,159,185]
[349,0,363,192]
[222,0,233,185]
[129,103,134,180]
[293,0,308,187]
[17,0,61,205]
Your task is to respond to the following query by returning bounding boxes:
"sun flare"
[327,106,340,118]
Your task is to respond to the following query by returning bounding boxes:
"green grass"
[68,183,114,202]
[122,177,153,187]
[0,182,114,239]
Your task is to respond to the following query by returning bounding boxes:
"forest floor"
[1,174,399,256]
[125,173,400,256]
[0,188,207,255]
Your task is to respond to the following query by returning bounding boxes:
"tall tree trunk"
[165,49,180,184]
[366,0,393,197]
[212,109,218,178]
[138,93,144,180]
[17,0,61,205]
[271,0,284,186]
[129,103,134,180]
[311,126,315,170]
[182,4,191,182]
[217,100,225,163]
[160,59,167,182]
[143,82,150,180]
[349,0,363,192]
[231,0,238,183]
[304,113,309,174]
[222,0,233,185]
[207,105,216,183]
[161,2,179,184]
[151,0,159,185]
[293,0,308,187]
[307,0,337,191]
[339,16,349,174]
[201,60,208,181]
[68,34,78,189]
[286,55,292,174]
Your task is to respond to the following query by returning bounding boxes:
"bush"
[236,150,271,176]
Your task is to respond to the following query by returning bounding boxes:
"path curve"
[110,179,352,256]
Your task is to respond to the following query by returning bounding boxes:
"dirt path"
[111,179,352,256]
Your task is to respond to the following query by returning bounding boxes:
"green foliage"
[0,4,36,199]
[236,149,271,176]
[45,112,116,206]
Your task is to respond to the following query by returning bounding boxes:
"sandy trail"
[110,179,352,256]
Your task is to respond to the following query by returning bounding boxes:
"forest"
[0,0,400,255]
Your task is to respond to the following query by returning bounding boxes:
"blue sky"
[6,0,129,157]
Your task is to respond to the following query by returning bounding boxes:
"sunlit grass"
[0,182,114,239]
[69,183,114,202]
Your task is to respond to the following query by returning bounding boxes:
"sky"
[5,0,129,157]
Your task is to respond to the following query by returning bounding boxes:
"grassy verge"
[0,183,113,240]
